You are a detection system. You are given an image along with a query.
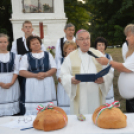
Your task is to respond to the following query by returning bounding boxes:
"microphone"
[87,51,99,58]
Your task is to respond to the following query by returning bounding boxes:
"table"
[0,114,134,134]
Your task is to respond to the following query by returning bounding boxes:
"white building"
[10,0,67,48]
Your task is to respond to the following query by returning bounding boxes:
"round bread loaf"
[33,107,68,131]
[92,105,127,129]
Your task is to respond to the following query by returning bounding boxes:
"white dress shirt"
[55,36,76,65]
[11,36,46,55]
[122,42,128,61]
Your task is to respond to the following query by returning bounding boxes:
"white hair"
[76,29,90,39]
[124,24,134,36]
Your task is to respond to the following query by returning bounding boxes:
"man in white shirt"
[55,23,76,65]
[11,20,45,56]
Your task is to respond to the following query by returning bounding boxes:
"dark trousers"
[18,76,26,115]
[18,76,24,88]
[126,99,134,112]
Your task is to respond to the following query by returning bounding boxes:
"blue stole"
[0,52,14,73]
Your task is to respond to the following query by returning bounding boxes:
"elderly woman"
[96,24,134,112]
[19,35,57,115]
[94,37,114,104]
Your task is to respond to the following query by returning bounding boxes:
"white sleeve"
[56,58,62,78]
[55,39,62,65]
[60,56,77,100]
[49,52,57,69]
[11,40,18,54]
[123,54,134,72]
[122,42,128,61]
[19,55,29,71]
[13,55,20,75]
[41,44,46,51]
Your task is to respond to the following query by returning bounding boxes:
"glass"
[18,116,32,123]
[77,38,90,42]
[22,0,54,13]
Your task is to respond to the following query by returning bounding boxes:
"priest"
[60,29,114,114]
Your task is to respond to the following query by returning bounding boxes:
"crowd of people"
[0,20,134,116]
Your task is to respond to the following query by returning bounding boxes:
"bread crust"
[33,107,68,131]
[92,105,127,129]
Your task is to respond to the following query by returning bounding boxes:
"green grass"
[106,48,126,112]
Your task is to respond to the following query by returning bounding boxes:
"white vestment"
[60,48,114,114]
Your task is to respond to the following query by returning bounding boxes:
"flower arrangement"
[47,46,55,56]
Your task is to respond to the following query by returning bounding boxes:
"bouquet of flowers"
[47,46,55,56]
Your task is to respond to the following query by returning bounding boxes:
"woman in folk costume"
[96,24,134,112]
[60,29,114,114]
[19,35,57,115]
[94,37,114,104]
[57,40,77,114]
[0,33,20,116]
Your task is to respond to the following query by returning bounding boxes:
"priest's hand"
[71,77,81,84]
[96,57,109,65]
[95,77,104,84]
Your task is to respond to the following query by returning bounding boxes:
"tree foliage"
[84,0,134,46]
[64,0,91,32]
[65,0,134,46]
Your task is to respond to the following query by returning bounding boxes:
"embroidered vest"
[60,37,65,57]
[27,52,49,73]
[17,37,29,55]
[0,52,15,73]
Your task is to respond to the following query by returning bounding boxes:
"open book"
[75,65,111,82]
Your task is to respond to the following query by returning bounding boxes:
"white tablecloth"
[0,114,134,134]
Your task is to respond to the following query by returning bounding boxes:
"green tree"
[84,0,134,46]
[65,0,91,32]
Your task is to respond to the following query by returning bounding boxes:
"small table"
[0,114,134,134]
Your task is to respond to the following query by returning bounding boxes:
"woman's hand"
[71,77,81,85]
[35,72,48,80]
[0,82,13,89]
[96,57,109,65]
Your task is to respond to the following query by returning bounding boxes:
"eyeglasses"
[77,38,90,42]
[18,116,32,123]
